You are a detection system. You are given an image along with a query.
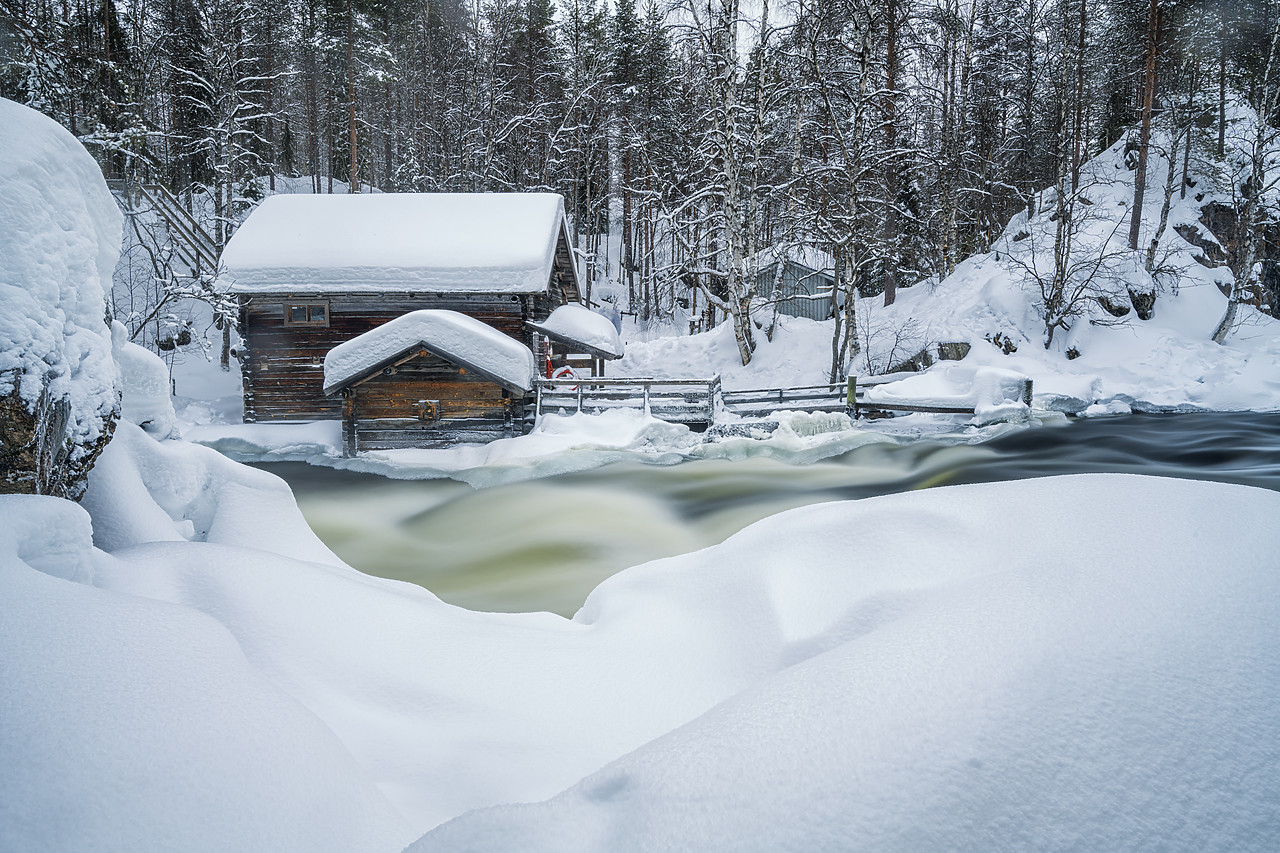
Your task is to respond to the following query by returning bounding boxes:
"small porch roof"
[526,304,625,361]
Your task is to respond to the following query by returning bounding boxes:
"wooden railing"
[533,376,721,425]
[721,382,853,416]
[107,179,220,277]
[533,373,1032,425]
[722,374,1034,418]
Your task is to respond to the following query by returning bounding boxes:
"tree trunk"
[347,0,359,193]
[1127,0,1160,251]
[1218,6,1227,159]
[622,144,634,312]
[1213,20,1280,342]
[1145,123,1181,275]
[883,0,899,306]
[1071,0,1087,192]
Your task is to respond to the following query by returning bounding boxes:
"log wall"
[239,292,537,422]
[343,350,524,452]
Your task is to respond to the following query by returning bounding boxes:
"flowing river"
[258,412,1280,617]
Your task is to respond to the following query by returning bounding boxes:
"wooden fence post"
[847,376,858,417]
[342,392,357,457]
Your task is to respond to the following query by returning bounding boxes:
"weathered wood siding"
[343,350,524,452]
[756,261,836,321]
[240,293,538,422]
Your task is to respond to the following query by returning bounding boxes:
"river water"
[258,412,1280,617]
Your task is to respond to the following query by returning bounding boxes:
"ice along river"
[257,412,1280,617]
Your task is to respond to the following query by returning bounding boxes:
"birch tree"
[675,0,759,365]
[1212,17,1280,342]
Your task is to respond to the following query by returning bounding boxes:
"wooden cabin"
[219,192,581,422]
[752,245,837,321]
[322,310,536,453]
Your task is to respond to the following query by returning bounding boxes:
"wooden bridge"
[532,374,1033,428]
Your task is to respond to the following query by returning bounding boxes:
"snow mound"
[323,309,537,394]
[530,303,624,358]
[0,494,411,853]
[617,314,835,390]
[111,320,179,438]
[864,364,1032,423]
[412,474,1280,851]
[82,420,344,564]
[220,193,570,294]
[0,97,120,465]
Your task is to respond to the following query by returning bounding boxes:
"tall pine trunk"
[883,0,899,306]
[1128,0,1160,250]
[347,0,359,193]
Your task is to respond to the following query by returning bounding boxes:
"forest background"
[2,0,1279,369]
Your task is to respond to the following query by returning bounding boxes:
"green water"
[259,412,1280,617]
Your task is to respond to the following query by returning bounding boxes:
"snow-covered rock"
[112,320,179,438]
[82,420,343,561]
[863,363,1032,424]
[0,97,121,497]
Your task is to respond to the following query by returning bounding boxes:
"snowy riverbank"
[172,295,1280,484]
[6,415,1280,851]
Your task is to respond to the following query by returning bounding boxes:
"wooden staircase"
[107,180,220,277]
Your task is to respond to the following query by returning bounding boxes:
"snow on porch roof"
[527,303,624,360]
[220,193,571,294]
[323,310,537,395]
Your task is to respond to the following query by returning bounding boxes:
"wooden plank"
[855,402,976,415]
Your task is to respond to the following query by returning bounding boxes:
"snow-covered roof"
[527,304,624,359]
[220,193,573,294]
[323,310,536,395]
[749,244,836,275]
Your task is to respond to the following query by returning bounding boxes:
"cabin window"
[283,301,329,327]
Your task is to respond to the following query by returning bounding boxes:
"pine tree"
[559,0,610,297]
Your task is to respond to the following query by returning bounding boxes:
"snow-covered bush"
[111,321,178,439]
[0,97,121,498]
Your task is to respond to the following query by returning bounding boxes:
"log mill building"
[220,193,588,434]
